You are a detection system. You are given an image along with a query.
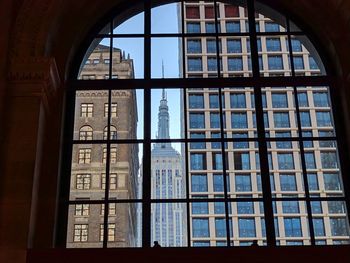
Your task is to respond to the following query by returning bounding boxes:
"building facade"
[182,1,350,246]
[66,44,139,247]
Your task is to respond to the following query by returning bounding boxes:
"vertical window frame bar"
[247,0,276,246]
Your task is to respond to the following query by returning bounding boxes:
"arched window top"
[64,0,350,250]
[77,0,326,80]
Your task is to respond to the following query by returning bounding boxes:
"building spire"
[162,60,165,78]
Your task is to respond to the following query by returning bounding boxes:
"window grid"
[61,0,350,249]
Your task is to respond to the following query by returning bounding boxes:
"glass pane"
[275,201,311,245]
[110,89,143,139]
[109,143,142,199]
[69,144,106,201]
[78,38,111,80]
[152,2,181,34]
[151,202,187,247]
[255,1,287,33]
[152,38,182,78]
[223,87,256,138]
[152,88,183,139]
[113,11,144,34]
[112,38,144,79]
[73,90,108,140]
[262,87,298,138]
[233,201,266,246]
[258,35,290,77]
[151,143,186,199]
[107,203,142,247]
[291,36,326,76]
[67,204,104,248]
[312,201,350,244]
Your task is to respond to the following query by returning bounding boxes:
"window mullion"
[142,0,152,248]
[247,0,276,246]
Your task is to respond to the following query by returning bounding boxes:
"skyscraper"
[66,44,139,247]
[150,89,185,247]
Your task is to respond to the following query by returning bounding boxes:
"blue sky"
[105,3,182,152]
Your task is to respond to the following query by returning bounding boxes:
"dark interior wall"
[1,1,350,263]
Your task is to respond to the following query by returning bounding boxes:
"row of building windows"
[73,223,116,242]
[186,20,284,34]
[189,151,339,170]
[77,147,118,164]
[85,58,110,65]
[188,91,330,109]
[187,38,304,54]
[190,172,342,193]
[188,111,333,129]
[80,103,117,118]
[78,126,117,140]
[74,203,118,217]
[191,217,349,238]
[75,173,118,190]
[186,55,318,72]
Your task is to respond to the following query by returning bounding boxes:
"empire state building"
[150,89,186,247]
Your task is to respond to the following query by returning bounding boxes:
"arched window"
[79,126,93,140]
[60,0,350,248]
[104,126,117,140]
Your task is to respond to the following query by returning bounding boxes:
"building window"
[187,39,202,54]
[102,147,117,163]
[273,112,290,128]
[188,57,202,71]
[79,126,93,140]
[271,93,288,108]
[266,38,281,52]
[225,5,239,17]
[278,153,294,170]
[238,218,256,237]
[187,22,200,33]
[81,103,94,117]
[192,218,209,237]
[103,126,117,140]
[73,224,88,242]
[268,55,283,70]
[186,6,200,19]
[227,39,242,53]
[280,174,297,191]
[235,174,252,192]
[100,224,116,242]
[313,92,329,107]
[191,174,208,192]
[76,174,91,190]
[284,218,302,237]
[189,113,205,128]
[102,173,118,190]
[78,148,91,164]
[226,21,241,33]
[104,103,117,117]
[75,204,90,216]
[228,57,243,71]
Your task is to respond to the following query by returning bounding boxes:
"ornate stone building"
[66,44,139,247]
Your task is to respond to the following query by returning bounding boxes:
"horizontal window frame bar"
[70,76,333,90]
[67,196,347,205]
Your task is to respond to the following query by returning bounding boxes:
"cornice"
[8,57,61,111]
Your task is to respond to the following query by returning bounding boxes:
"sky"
[100,3,182,153]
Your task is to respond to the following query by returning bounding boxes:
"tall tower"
[151,89,186,247]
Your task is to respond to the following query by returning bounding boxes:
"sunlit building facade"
[66,44,139,247]
[182,1,350,246]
